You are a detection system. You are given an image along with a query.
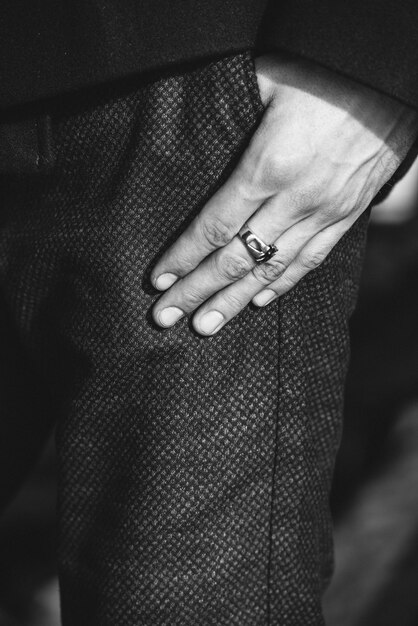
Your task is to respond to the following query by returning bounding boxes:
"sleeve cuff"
[258,0,418,109]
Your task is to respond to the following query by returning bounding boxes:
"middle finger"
[152,236,255,327]
[191,218,319,334]
[152,206,316,329]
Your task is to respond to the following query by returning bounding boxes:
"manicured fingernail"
[198,310,225,335]
[155,273,178,290]
[157,306,183,327]
[253,289,276,307]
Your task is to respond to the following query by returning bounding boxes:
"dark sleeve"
[259,0,418,108]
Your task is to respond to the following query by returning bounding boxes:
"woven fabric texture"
[0,53,368,624]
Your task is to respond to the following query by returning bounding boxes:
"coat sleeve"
[259,0,418,108]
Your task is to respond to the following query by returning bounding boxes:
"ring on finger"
[238,222,278,264]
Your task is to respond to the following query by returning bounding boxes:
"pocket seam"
[243,51,265,116]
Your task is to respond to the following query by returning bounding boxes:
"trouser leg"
[0,53,368,625]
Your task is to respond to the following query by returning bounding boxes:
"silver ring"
[238,223,278,264]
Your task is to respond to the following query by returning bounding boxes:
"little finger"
[252,223,346,306]
[191,218,319,335]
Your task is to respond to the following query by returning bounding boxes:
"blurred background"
[1,158,418,626]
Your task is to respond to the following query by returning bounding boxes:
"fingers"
[152,236,255,328]
[152,189,318,323]
[153,214,318,332]
[252,223,346,306]
[150,108,283,290]
[188,224,345,336]
[153,211,354,336]
[150,159,260,291]
[150,179,255,291]
[149,46,396,334]
[190,220,323,334]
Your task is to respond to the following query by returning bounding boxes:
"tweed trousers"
[0,53,368,624]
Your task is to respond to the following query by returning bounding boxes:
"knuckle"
[182,284,205,308]
[299,250,325,272]
[216,253,251,282]
[199,215,233,248]
[167,250,195,275]
[241,148,284,193]
[293,187,323,216]
[339,199,355,220]
[221,291,245,310]
[315,203,334,225]
[253,256,287,283]
[258,149,310,190]
[316,200,344,225]
[259,152,286,190]
[316,197,354,227]
[277,275,295,295]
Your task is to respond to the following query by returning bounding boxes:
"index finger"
[151,117,275,290]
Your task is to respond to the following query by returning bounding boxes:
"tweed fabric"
[0,53,367,624]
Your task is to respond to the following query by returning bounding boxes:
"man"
[1,1,417,624]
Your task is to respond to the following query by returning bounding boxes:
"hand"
[151,53,418,335]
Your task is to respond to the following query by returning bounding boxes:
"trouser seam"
[266,298,281,625]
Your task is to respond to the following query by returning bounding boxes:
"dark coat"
[1,0,418,110]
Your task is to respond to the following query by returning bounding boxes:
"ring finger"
[153,208,318,329]
[191,218,325,334]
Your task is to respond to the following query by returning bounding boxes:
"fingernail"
[198,310,225,335]
[155,273,178,290]
[157,306,183,327]
[253,289,276,307]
